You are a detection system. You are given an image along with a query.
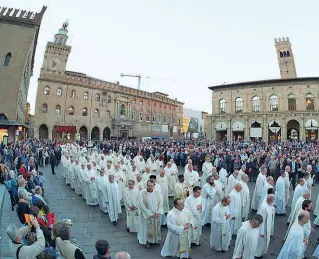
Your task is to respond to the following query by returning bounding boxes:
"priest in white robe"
[142,167,152,188]
[135,174,144,191]
[218,166,228,189]
[251,165,267,211]
[157,170,169,225]
[285,192,310,238]
[240,173,250,221]
[73,160,82,195]
[137,180,163,248]
[164,162,178,197]
[210,196,231,253]
[201,176,217,226]
[68,158,76,189]
[136,156,146,173]
[184,165,199,194]
[229,183,243,236]
[123,180,140,232]
[225,170,239,196]
[232,214,263,259]
[255,194,275,258]
[275,170,287,215]
[83,164,98,206]
[283,165,291,205]
[95,168,108,213]
[175,175,189,200]
[258,176,274,210]
[287,178,306,224]
[201,156,213,187]
[278,211,310,259]
[185,186,204,246]
[160,198,192,259]
[212,173,223,206]
[105,174,122,225]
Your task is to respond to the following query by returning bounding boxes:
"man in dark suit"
[49,151,57,175]
[289,156,300,190]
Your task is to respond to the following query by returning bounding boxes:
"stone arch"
[103,127,111,140]
[39,124,49,139]
[79,126,88,140]
[287,119,300,140]
[91,126,100,141]
[0,113,8,120]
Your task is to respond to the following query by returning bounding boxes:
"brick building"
[207,37,319,141]
[34,21,184,140]
[0,6,46,143]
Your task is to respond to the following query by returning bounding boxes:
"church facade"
[0,6,46,143]
[208,37,319,141]
[34,22,184,141]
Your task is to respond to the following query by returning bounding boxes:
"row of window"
[40,104,175,123]
[219,93,315,113]
[44,86,180,111]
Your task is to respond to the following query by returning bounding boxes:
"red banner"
[55,126,76,133]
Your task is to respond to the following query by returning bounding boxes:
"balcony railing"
[112,115,135,125]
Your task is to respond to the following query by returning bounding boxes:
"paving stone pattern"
[0,165,318,258]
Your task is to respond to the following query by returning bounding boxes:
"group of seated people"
[4,164,86,258]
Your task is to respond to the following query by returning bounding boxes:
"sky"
[3,0,319,115]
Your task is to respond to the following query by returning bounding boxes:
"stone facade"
[208,37,319,141]
[34,22,183,140]
[0,6,46,142]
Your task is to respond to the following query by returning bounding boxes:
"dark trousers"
[51,163,55,174]
[290,172,298,190]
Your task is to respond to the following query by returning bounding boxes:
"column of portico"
[281,117,286,141]
[244,116,249,141]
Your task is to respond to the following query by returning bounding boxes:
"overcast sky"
[3,0,319,114]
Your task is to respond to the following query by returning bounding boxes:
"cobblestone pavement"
[0,164,318,258]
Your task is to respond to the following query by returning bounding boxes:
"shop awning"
[215,122,227,131]
[232,121,244,131]
[305,119,318,129]
[0,120,22,126]
[55,126,77,133]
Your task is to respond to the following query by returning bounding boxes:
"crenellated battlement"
[274,37,290,44]
[0,6,47,26]
[40,71,183,105]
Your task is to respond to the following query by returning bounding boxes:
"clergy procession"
[56,139,319,259]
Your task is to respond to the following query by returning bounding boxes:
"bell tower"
[41,20,71,74]
[274,37,297,79]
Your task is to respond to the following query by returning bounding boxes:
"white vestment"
[95,175,108,213]
[157,175,170,213]
[240,180,250,221]
[232,220,259,259]
[218,168,227,188]
[251,173,266,210]
[283,171,290,203]
[160,208,192,258]
[164,166,178,196]
[137,190,163,245]
[229,189,242,235]
[185,195,204,245]
[74,164,82,195]
[105,181,122,222]
[83,169,98,206]
[210,202,231,252]
[278,222,305,259]
[285,196,305,239]
[201,183,216,225]
[123,187,140,232]
[225,174,239,196]
[287,184,304,223]
[258,182,273,210]
[184,170,199,193]
[255,202,275,257]
[275,176,286,214]
[201,162,213,187]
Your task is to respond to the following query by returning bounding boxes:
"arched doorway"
[287,120,300,141]
[268,120,281,141]
[91,126,100,141]
[250,121,262,140]
[103,127,111,140]
[305,119,318,141]
[232,121,244,140]
[39,124,49,139]
[215,122,227,140]
[52,125,62,140]
[79,126,88,140]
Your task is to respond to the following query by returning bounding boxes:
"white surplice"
[287,184,304,223]
[164,166,178,196]
[251,173,266,210]
[232,220,259,259]
[105,181,122,222]
[160,207,192,258]
[210,202,231,252]
[255,202,275,257]
[156,175,170,214]
[240,180,250,221]
[95,174,108,213]
[229,189,242,235]
[184,170,199,193]
[201,183,216,225]
[285,196,305,239]
[201,161,213,187]
[185,195,204,245]
[225,174,239,196]
[275,176,286,214]
[123,186,140,232]
[83,169,98,206]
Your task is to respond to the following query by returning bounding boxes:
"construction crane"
[120,73,150,90]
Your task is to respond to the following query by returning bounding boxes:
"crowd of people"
[1,138,319,258]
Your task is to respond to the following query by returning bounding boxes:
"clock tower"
[41,20,71,74]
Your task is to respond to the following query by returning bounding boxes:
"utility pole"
[120,73,143,90]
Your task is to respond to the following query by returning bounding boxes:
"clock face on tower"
[48,57,61,71]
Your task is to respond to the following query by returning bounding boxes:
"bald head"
[303,191,310,200]
[266,176,274,185]
[241,173,249,183]
[298,210,310,225]
[266,194,275,204]
[115,251,131,259]
[235,183,242,192]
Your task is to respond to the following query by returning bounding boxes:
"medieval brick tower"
[274,37,297,79]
